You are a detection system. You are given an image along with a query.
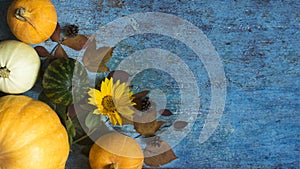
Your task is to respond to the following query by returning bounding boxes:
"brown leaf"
[107,70,131,83]
[54,45,68,58]
[62,34,88,51]
[34,46,51,57]
[144,136,178,166]
[120,114,134,125]
[133,99,143,111]
[132,90,150,111]
[50,22,60,42]
[82,38,114,72]
[173,121,188,130]
[133,90,150,100]
[158,109,173,116]
[134,104,164,136]
[68,104,76,119]
[134,120,164,137]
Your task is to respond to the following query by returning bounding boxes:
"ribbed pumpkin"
[42,57,90,106]
[7,0,57,44]
[89,132,144,169]
[0,40,40,94]
[0,95,69,169]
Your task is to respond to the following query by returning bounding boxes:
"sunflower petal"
[101,79,108,94]
[114,83,125,99]
[88,88,102,105]
[92,109,101,115]
[118,106,134,117]
[114,112,123,126]
[109,115,117,126]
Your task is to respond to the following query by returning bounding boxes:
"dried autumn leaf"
[34,46,51,57]
[54,44,68,58]
[82,38,114,72]
[134,104,164,137]
[133,90,150,100]
[134,120,164,137]
[50,22,60,42]
[133,99,143,111]
[120,114,134,125]
[173,121,188,130]
[68,104,76,119]
[107,70,131,83]
[158,109,173,116]
[144,136,178,166]
[62,34,88,51]
[133,90,150,111]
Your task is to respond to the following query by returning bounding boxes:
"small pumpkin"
[7,0,57,44]
[0,95,69,169]
[42,57,89,106]
[0,40,40,94]
[89,132,144,169]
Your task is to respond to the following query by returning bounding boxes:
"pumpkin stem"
[109,163,118,169]
[0,67,10,78]
[15,7,28,22]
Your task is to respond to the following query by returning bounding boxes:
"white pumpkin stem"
[109,163,118,169]
[0,67,10,78]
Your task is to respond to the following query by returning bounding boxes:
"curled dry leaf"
[82,38,114,72]
[107,70,131,83]
[158,109,173,116]
[34,46,51,57]
[62,34,88,51]
[133,90,150,100]
[50,22,61,42]
[144,136,178,166]
[173,121,188,130]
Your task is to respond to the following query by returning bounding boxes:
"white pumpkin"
[0,40,40,94]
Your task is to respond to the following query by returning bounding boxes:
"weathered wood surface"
[0,0,299,168]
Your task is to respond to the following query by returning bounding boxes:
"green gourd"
[42,58,89,106]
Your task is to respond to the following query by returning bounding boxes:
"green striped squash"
[42,58,90,106]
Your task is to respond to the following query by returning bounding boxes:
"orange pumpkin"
[89,132,144,169]
[7,0,57,44]
[0,95,69,169]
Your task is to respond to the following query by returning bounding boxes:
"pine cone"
[63,24,79,38]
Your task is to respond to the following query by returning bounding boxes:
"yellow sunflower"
[88,78,136,126]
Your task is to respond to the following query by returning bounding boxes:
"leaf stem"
[50,43,60,55]
[73,128,97,144]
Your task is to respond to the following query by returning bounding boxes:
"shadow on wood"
[0,0,16,40]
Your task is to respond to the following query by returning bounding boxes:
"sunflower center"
[102,95,116,111]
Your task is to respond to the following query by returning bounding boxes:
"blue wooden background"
[0,0,299,168]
